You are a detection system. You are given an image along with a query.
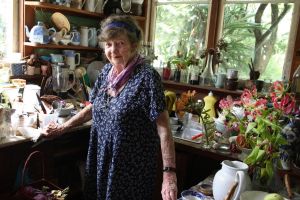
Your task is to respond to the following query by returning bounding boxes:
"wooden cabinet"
[19,1,149,57]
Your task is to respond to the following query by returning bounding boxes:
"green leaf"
[266,160,274,179]
[256,149,266,163]
[246,122,256,134]
[244,146,260,165]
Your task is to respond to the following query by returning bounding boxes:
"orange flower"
[175,90,196,112]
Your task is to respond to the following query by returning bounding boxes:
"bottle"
[189,65,199,85]
[163,61,171,80]
[200,50,215,86]
[203,91,217,119]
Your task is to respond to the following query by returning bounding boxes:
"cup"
[50,54,65,63]
[41,65,49,76]
[215,73,226,88]
[10,61,26,76]
[225,78,238,90]
[227,69,238,79]
[41,113,58,129]
[27,65,35,75]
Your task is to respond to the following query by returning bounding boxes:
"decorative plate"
[87,61,105,87]
[181,190,204,200]
[51,12,71,32]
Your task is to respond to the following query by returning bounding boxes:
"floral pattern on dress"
[84,63,166,200]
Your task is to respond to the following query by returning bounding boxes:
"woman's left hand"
[161,172,177,200]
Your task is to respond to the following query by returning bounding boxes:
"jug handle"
[61,28,67,37]
[75,53,81,66]
[231,171,247,200]
[67,71,76,90]
[48,27,57,36]
[94,0,102,11]
[88,28,94,41]
[81,0,87,9]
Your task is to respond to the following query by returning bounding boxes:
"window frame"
[150,0,300,81]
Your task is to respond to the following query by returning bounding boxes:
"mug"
[10,61,26,76]
[50,54,65,63]
[215,73,226,88]
[227,69,238,79]
[27,65,35,75]
[72,0,86,9]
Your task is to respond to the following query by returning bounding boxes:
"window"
[220,0,297,81]
[151,0,299,82]
[152,0,209,67]
[0,0,19,60]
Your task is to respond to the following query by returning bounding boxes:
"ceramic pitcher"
[80,26,92,47]
[212,160,251,200]
[95,0,104,13]
[63,50,80,70]
[88,27,100,48]
[84,0,96,12]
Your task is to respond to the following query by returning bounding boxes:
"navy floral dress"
[84,63,166,200]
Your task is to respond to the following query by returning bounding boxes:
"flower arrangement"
[217,81,298,183]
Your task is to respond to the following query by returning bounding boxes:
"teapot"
[25,21,56,44]
[213,160,251,200]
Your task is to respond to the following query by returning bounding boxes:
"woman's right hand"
[42,121,66,139]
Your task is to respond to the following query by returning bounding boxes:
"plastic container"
[203,91,217,119]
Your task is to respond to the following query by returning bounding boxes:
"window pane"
[221,2,294,81]
[154,3,209,67]
[0,0,13,59]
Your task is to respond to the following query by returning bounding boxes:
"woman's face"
[104,34,136,69]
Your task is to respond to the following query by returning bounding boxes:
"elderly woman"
[44,15,177,200]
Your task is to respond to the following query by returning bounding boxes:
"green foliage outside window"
[154,2,294,82]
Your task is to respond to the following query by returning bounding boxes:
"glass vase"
[200,53,215,86]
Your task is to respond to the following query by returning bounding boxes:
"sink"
[173,127,204,143]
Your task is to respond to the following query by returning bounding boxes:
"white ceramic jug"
[84,0,96,12]
[88,27,100,48]
[80,26,92,47]
[212,160,251,200]
[63,50,80,70]
[95,0,104,13]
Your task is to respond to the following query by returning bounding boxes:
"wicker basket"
[15,151,62,200]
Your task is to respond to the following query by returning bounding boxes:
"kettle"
[24,21,56,44]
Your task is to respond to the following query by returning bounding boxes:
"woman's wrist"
[163,166,176,173]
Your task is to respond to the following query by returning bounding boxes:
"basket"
[15,151,62,200]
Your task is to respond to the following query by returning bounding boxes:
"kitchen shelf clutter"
[17,0,149,85]
[21,1,147,55]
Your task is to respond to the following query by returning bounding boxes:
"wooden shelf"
[24,1,146,21]
[24,42,102,51]
[25,1,104,18]
[162,80,243,99]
